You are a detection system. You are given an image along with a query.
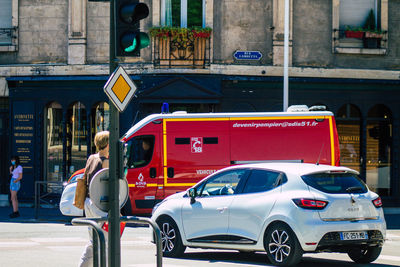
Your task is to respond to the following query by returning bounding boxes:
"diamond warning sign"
[104,66,137,112]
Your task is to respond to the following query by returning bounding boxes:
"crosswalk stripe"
[0,241,39,247]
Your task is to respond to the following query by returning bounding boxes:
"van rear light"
[372,197,383,208]
[293,198,328,210]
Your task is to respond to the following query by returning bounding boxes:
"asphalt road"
[0,221,400,267]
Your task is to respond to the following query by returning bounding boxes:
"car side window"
[125,135,155,169]
[198,169,248,197]
[242,169,284,194]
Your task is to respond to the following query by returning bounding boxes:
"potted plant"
[362,9,383,48]
[150,26,212,66]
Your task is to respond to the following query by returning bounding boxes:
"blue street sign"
[233,50,263,60]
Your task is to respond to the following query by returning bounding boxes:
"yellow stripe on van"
[128,183,158,188]
[328,116,335,166]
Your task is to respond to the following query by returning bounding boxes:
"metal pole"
[283,0,289,111]
[72,219,106,267]
[109,0,121,266]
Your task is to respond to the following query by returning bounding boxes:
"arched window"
[91,102,110,153]
[45,102,63,182]
[366,104,392,196]
[336,104,361,173]
[66,102,87,178]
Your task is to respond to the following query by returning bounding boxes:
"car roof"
[224,162,358,176]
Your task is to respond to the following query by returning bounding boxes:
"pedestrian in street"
[9,155,22,218]
[79,131,109,267]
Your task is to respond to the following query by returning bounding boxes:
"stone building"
[1,0,400,207]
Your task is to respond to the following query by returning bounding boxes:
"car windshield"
[301,172,368,194]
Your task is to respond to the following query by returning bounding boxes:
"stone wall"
[213,0,273,65]
[0,0,68,64]
[86,2,109,64]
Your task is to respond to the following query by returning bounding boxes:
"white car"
[151,163,386,266]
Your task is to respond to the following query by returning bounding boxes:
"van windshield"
[301,172,368,194]
[125,135,155,168]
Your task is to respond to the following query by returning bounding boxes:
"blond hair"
[94,131,109,151]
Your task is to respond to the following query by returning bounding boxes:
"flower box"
[365,32,384,39]
[345,30,365,39]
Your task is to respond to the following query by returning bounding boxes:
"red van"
[121,106,340,215]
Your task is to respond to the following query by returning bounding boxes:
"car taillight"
[293,198,328,210]
[372,197,383,208]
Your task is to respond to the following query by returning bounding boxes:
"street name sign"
[233,50,263,60]
[104,66,137,112]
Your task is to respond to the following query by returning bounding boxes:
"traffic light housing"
[116,1,150,57]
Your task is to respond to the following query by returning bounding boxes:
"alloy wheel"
[268,229,291,262]
[161,222,176,252]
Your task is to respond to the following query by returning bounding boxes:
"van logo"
[138,173,144,182]
[191,137,203,153]
[136,173,146,187]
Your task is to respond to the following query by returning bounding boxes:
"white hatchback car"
[151,163,386,266]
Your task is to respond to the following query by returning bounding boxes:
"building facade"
[1,0,400,206]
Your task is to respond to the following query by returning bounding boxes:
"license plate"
[340,231,368,240]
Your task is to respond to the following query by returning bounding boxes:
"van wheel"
[120,197,133,216]
[347,246,382,263]
[264,222,303,266]
[157,217,186,257]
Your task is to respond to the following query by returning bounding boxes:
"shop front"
[4,74,400,207]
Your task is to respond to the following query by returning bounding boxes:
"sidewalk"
[1,203,400,228]
[0,203,70,223]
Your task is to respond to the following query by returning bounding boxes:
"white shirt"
[11,165,23,179]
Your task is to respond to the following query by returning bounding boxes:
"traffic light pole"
[109,0,121,266]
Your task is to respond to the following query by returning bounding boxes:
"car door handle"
[217,207,228,213]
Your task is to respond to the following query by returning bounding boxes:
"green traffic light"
[122,33,150,53]
[124,38,137,52]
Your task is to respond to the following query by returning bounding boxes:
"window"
[91,102,110,153]
[0,0,18,51]
[66,102,87,178]
[0,0,12,45]
[332,0,388,54]
[302,172,368,194]
[366,105,392,196]
[46,102,63,182]
[336,104,361,173]
[197,169,248,197]
[242,169,284,194]
[161,0,205,28]
[126,136,155,169]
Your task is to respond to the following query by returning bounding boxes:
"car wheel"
[264,222,303,266]
[347,246,382,263]
[157,217,186,257]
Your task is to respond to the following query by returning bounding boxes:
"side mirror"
[188,188,197,204]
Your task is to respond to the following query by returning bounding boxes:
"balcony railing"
[0,27,16,45]
[333,29,388,54]
[152,33,211,69]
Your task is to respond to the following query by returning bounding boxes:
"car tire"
[264,222,303,266]
[347,246,382,263]
[157,216,186,257]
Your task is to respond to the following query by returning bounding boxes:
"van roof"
[122,110,334,141]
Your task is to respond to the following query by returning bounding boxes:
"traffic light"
[116,1,150,57]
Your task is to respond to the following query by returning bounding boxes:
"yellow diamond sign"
[104,66,137,112]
